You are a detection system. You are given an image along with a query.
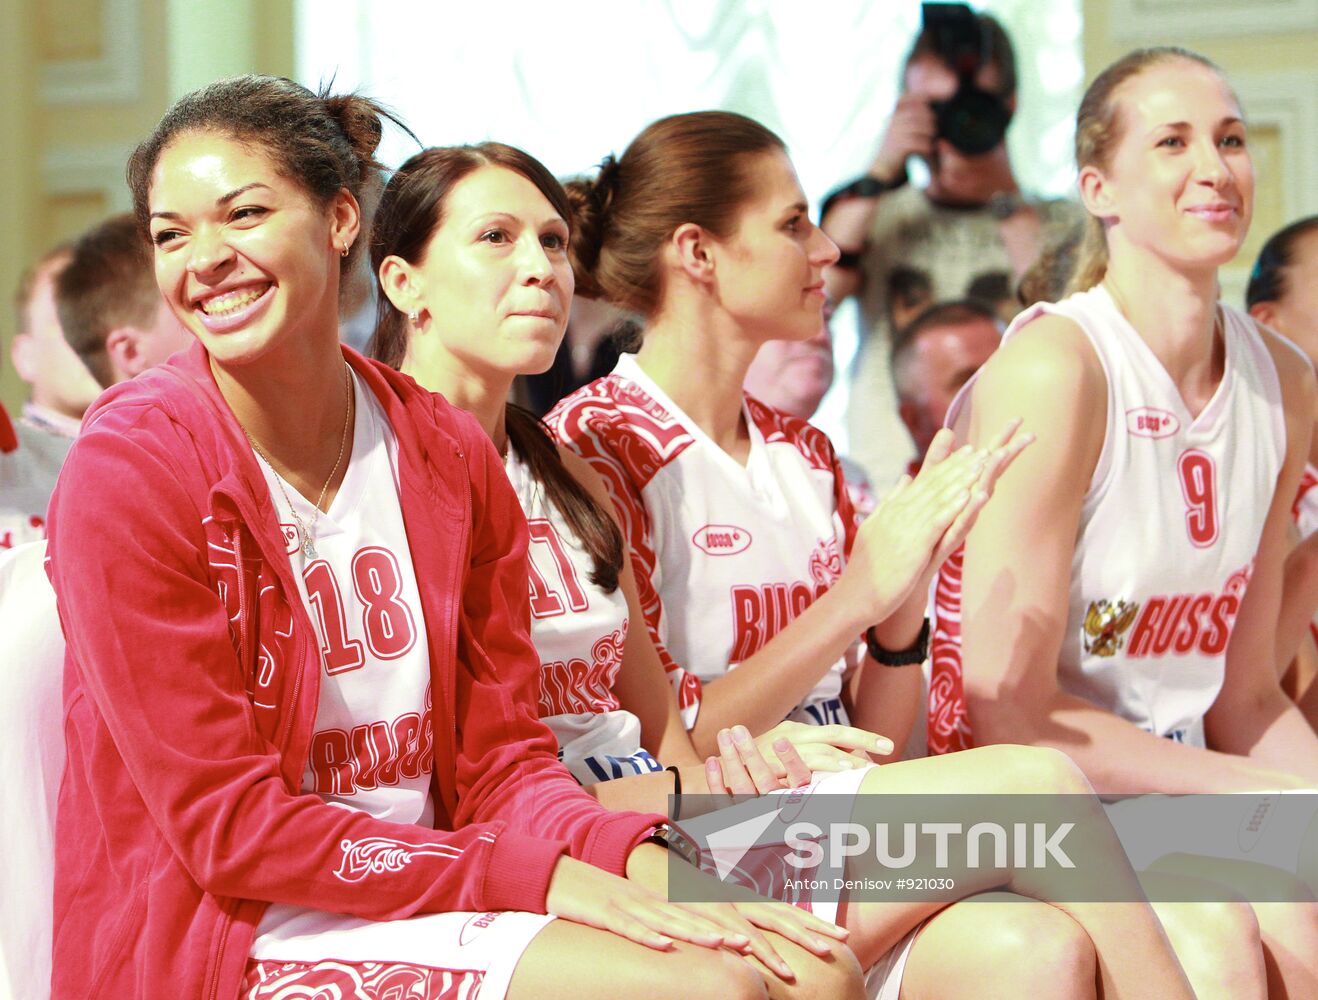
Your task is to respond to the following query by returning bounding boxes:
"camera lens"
[933,87,1012,156]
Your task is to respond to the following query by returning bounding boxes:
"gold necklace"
[244,363,353,559]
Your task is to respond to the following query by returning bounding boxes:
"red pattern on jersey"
[539,620,628,716]
[928,546,973,754]
[548,377,702,716]
[243,958,481,999]
[1293,465,1318,522]
[746,395,862,559]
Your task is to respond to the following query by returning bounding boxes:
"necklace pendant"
[300,532,317,560]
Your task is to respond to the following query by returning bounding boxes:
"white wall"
[294,0,1085,449]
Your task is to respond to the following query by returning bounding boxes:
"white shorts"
[774,766,917,998]
[543,708,662,785]
[247,906,554,1000]
[866,924,921,1000]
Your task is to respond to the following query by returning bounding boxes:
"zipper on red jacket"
[206,909,232,1000]
[441,442,470,804]
[233,531,252,672]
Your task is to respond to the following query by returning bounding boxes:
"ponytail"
[1064,216,1110,295]
[566,111,786,317]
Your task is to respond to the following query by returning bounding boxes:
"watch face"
[666,823,703,869]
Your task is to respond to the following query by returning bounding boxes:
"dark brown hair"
[56,214,159,387]
[904,11,1017,98]
[1067,48,1223,294]
[566,111,786,317]
[368,143,622,592]
[126,75,407,273]
[1246,216,1318,308]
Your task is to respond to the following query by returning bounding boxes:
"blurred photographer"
[822,4,1075,488]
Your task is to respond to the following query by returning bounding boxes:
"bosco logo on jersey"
[692,524,753,556]
[1125,407,1180,439]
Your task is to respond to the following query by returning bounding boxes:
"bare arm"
[845,651,922,757]
[1274,527,1318,673]
[820,94,934,304]
[1206,329,1318,781]
[558,447,700,770]
[685,438,977,752]
[960,319,1312,793]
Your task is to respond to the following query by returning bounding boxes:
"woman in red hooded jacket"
[42,76,857,1000]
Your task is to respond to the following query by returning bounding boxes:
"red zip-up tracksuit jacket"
[45,343,662,1000]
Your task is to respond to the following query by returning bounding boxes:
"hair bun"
[321,93,385,167]
[565,154,622,299]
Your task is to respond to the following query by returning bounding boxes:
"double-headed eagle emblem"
[1082,599,1140,657]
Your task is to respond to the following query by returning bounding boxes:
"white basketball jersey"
[254,371,434,944]
[549,354,860,731]
[504,447,660,785]
[270,371,433,822]
[931,286,1284,750]
[1289,462,1318,645]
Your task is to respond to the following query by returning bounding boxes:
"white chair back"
[0,541,65,1000]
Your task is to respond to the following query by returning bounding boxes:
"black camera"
[921,3,1012,156]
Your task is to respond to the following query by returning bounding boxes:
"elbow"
[964,685,1050,749]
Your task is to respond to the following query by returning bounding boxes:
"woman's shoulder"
[545,373,629,437]
[1248,310,1315,385]
[1244,309,1317,421]
[744,394,840,474]
[362,356,490,456]
[978,308,1105,410]
[547,371,696,490]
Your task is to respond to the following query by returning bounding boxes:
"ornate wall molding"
[1219,69,1318,302]
[41,143,134,211]
[40,0,142,105]
[1109,0,1318,41]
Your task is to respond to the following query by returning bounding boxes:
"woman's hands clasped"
[839,420,1033,624]
[703,722,888,797]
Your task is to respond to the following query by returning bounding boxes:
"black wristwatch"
[820,170,909,220]
[643,822,702,869]
[865,618,930,666]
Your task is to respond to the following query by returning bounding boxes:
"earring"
[340,244,350,258]
[408,311,419,324]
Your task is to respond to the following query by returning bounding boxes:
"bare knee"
[904,899,1096,999]
[1156,897,1265,993]
[782,938,864,1000]
[971,744,1093,796]
[692,949,769,1000]
[985,901,1096,992]
[1163,898,1261,950]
